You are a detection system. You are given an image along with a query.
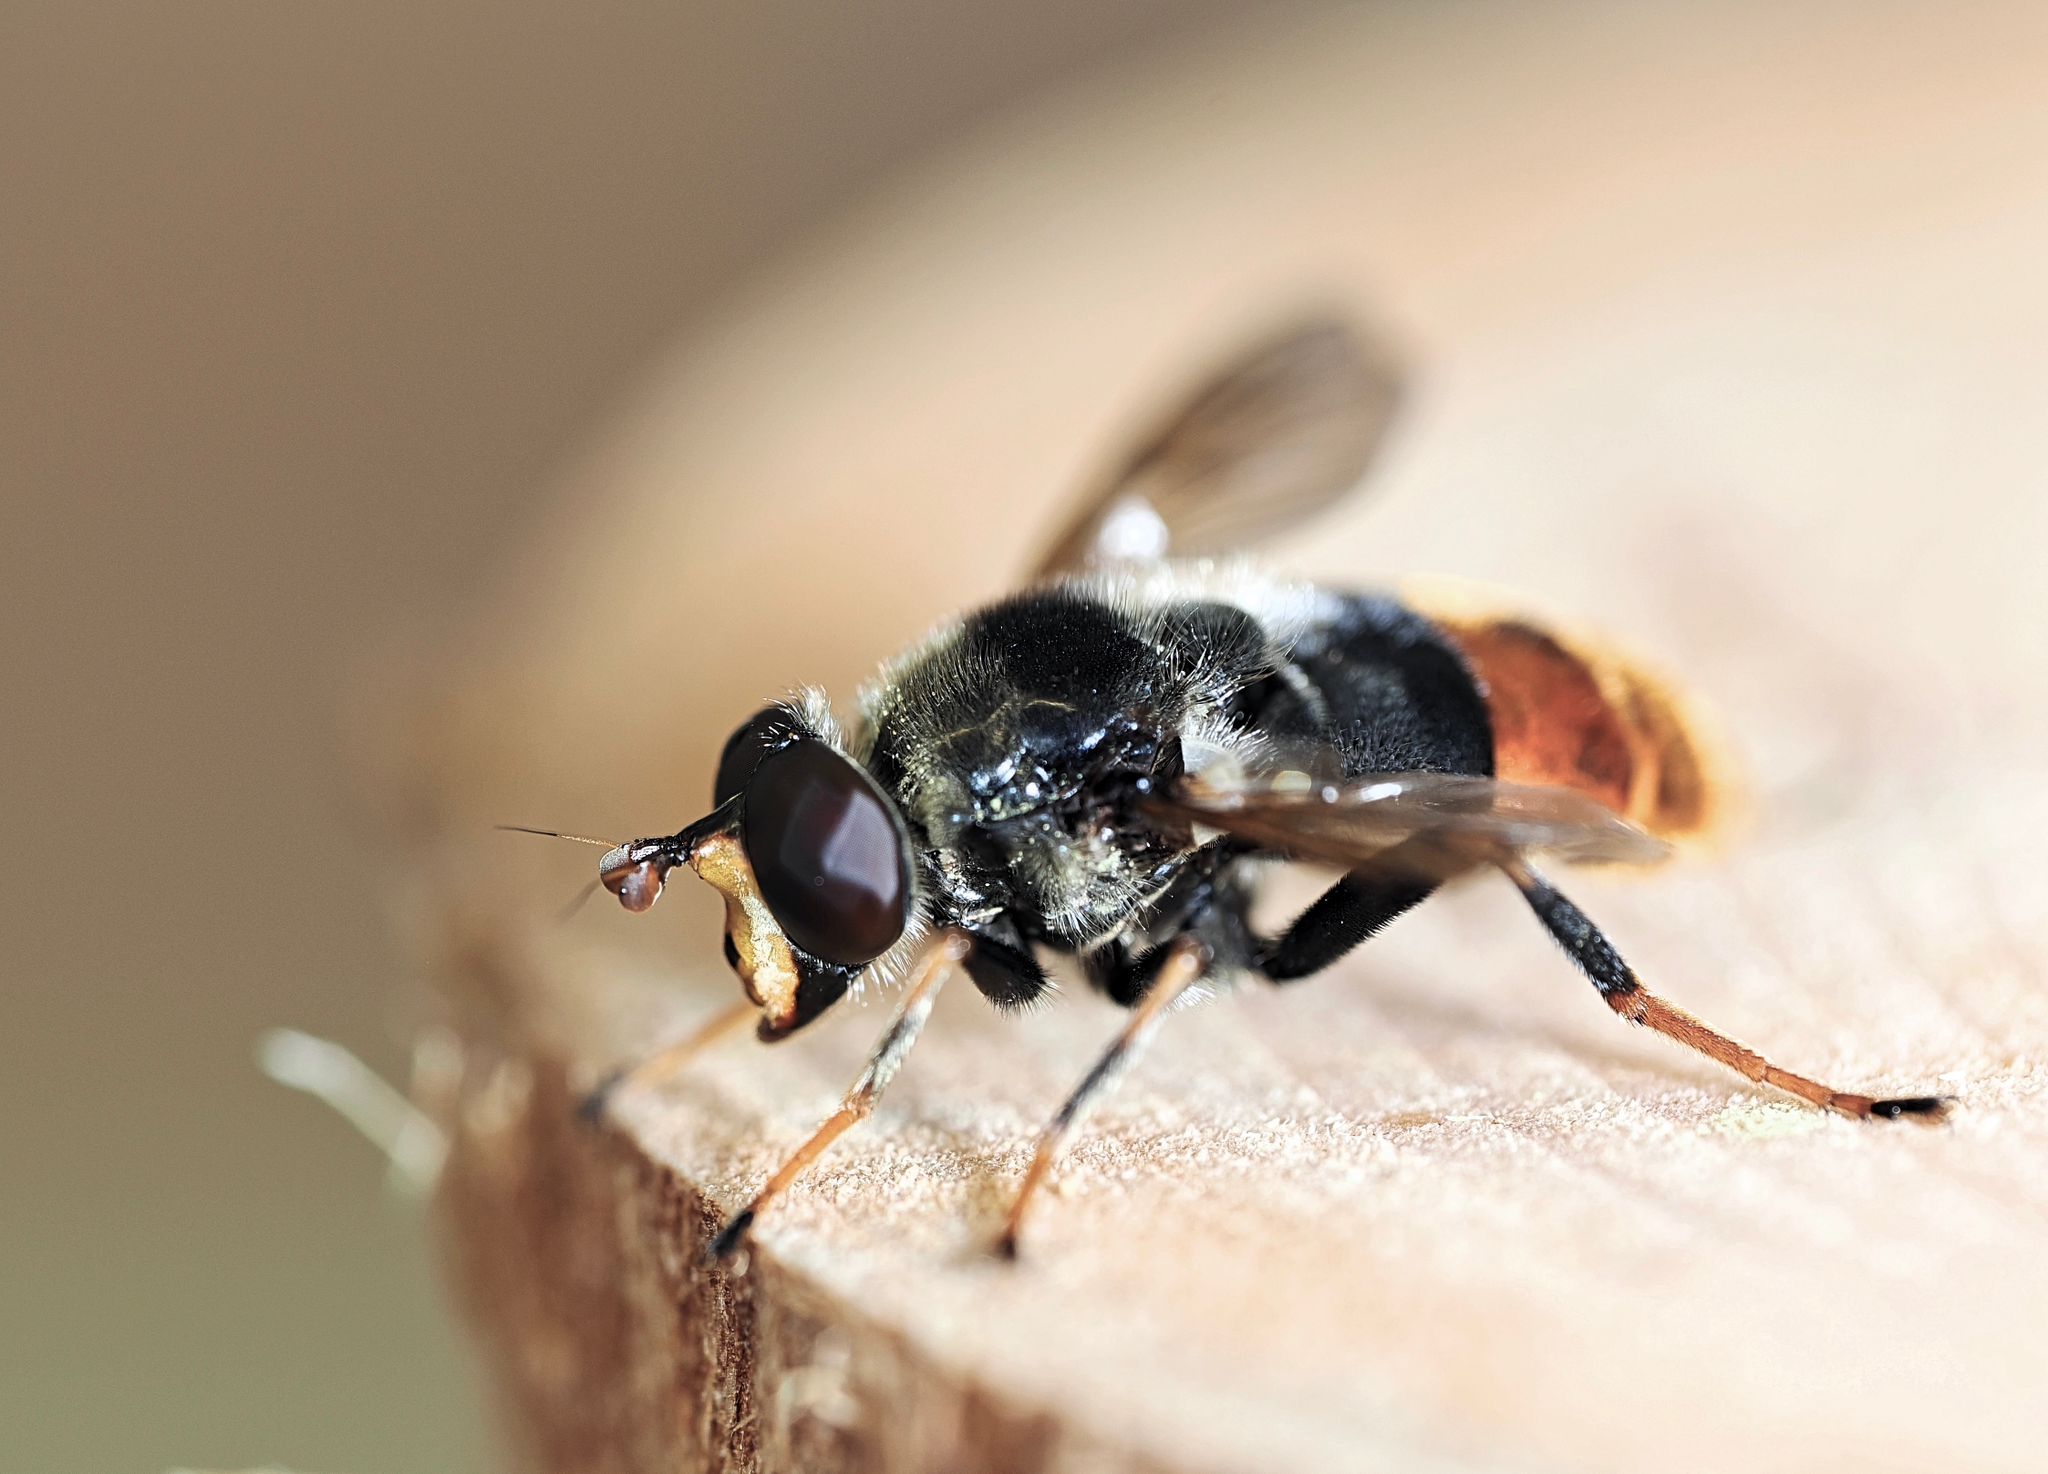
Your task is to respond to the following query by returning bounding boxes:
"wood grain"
[395,6,2048,1471]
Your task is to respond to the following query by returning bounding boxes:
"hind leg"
[1504,861,1949,1120]
[996,938,1209,1258]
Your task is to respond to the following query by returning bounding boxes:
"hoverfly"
[544,317,1947,1262]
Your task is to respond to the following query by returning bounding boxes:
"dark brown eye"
[715,706,799,804]
[743,740,909,966]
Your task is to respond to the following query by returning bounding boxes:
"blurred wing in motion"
[1030,317,1405,580]
[1144,769,1670,887]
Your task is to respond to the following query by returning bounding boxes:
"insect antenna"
[495,824,620,848]
[496,826,626,923]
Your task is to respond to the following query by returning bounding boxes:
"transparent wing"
[1030,317,1404,580]
[1143,769,1670,885]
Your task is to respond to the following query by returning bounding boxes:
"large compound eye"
[715,706,799,804]
[742,740,909,966]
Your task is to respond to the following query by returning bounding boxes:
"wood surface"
[393,7,2048,1471]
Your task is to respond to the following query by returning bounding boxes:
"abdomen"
[1241,592,1496,780]
[1239,585,1726,844]
[1418,602,1729,844]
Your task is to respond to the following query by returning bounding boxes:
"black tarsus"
[1870,1096,1952,1119]
[707,1208,755,1262]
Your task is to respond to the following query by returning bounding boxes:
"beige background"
[0,4,1243,1471]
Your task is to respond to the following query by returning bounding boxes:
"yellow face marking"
[688,831,799,1033]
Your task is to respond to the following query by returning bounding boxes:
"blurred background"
[8,3,2048,1472]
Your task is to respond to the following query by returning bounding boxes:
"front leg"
[709,930,971,1261]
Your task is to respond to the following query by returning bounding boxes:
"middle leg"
[1257,873,1435,983]
[1086,858,1428,1001]
[996,937,1209,1259]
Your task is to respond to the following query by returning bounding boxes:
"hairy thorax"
[852,575,1289,947]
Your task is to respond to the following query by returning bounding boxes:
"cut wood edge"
[427,936,1191,1474]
